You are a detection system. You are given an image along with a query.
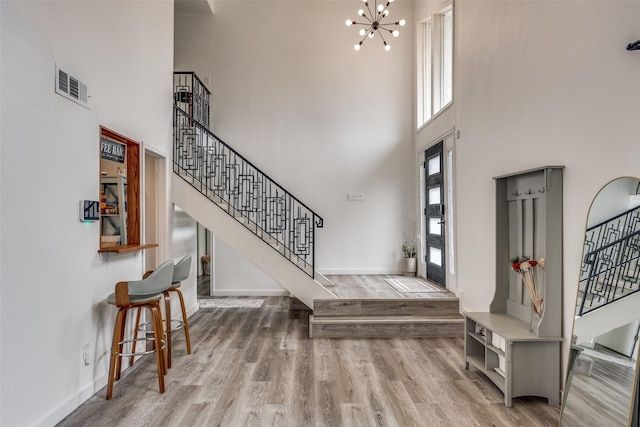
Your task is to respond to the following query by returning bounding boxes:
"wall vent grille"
[55,65,89,109]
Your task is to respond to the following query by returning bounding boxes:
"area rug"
[199,298,265,309]
[384,278,444,293]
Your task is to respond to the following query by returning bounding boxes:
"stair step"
[309,314,464,338]
[314,298,460,317]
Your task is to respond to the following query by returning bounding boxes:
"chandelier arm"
[377,22,400,29]
[351,21,373,27]
[363,1,376,21]
[377,28,388,45]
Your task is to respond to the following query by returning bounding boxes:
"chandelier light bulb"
[399,19,406,26]
[358,9,365,16]
[388,0,394,3]
[368,31,374,38]
[377,4,384,12]
[392,30,399,37]
[385,43,391,51]
[354,43,361,51]
[346,19,353,26]
[383,10,389,16]
[359,29,366,36]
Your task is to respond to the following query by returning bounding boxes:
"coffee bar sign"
[101,138,125,163]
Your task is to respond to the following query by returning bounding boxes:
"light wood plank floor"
[57,297,559,427]
[198,274,453,300]
[323,275,454,299]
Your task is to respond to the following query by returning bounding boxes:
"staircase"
[172,72,463,338]
[309,297,464,338]
[172,72,335,308]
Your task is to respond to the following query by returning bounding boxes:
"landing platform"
[309,275,463,338]
[321,274,454,299]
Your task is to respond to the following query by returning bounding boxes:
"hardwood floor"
[323,275,453,299]
[57,297,560,427]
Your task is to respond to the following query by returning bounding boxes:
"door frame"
[417,129,457,293]
[142,146,168,271]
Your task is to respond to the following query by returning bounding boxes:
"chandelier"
[345,0,406,52]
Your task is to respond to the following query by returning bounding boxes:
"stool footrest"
[116,337,166,357]
[138,319,185,333]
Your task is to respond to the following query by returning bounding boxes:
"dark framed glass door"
[425,141,446,288]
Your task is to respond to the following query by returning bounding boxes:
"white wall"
[587,177,639,227]
[214,237,286,296]
[175,0,416,277]
[416,0,640,380]
[171,205,199,315]
[0,1,174,426]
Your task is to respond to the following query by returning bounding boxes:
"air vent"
[55,65,89,109]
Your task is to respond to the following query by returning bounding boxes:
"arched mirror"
[560,177,640,426]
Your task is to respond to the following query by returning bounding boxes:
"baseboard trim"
[317,268,402,275]
[210,290,290,297]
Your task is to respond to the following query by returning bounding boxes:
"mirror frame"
[561,176,640,426]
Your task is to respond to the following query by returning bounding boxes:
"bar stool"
[132,255,192,369]
[105,260,174,400]
[167,255,193,359]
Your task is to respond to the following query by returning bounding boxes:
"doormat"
[384,278,444,293]
[199,299,265,309]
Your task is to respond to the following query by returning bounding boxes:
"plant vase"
[529,279,545,335]
[530,306,542,335]
[402,257,417,277]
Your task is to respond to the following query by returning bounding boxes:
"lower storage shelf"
[464,312,561,407]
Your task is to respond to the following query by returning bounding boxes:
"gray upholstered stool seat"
[107,292,163,305]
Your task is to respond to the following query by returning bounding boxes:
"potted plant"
[402,241,417,276]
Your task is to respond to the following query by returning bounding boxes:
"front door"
[425,142,446,288]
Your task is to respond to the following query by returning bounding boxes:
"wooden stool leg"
[150,303,165,393]
[115,309,128,381]
[130,307,143,367]
[174,289,192,354]
[163,291,172,369]
[107,309,125,400]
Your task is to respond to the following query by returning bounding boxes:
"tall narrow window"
[418,19,432,126]
[417,4,453,128]
[446,148,455,274]
[441,7,453,108]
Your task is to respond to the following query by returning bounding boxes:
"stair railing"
[173,72,323,279]
[577,207,640,315]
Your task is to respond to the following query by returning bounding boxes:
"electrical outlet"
[83,342,91,365]
[347,192,364,201]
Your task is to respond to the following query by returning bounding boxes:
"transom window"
[417,5,453,128]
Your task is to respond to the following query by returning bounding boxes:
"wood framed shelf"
[98,243,158,254]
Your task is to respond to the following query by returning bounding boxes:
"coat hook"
[525,188,534,195]
[539,188,545,194]
[512,190,522,196]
